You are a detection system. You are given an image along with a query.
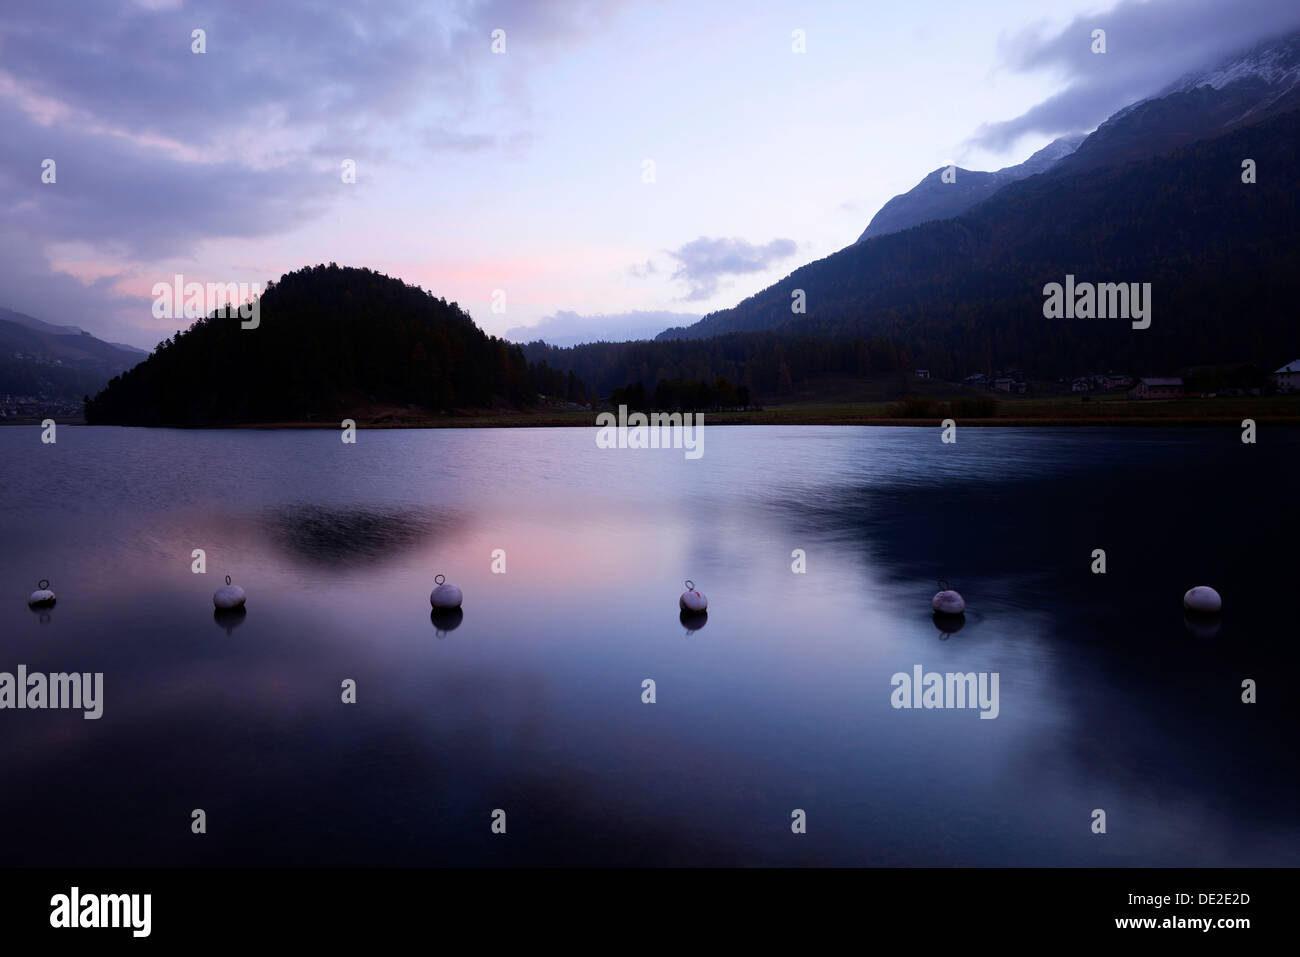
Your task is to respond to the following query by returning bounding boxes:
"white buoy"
[932,580,965,615]
[679,580,708,613]
[430,574,463,609]
[27,579,56,607]
[1183,585,1222,614]
[213,574,247,609]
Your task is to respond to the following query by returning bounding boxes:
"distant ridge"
[0,307,148,405]
[855,133,1085,243]
[0,307,83,337]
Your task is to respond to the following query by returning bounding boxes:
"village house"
[1071,377,1092,392]
[992,377,1027,394]
[914,369,930,379]
[1273,360,1300,393]
[1129,377,1184,400]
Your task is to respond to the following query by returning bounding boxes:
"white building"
[1274,360,1300,393]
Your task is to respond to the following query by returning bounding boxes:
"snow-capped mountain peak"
[1164,32,1300,96]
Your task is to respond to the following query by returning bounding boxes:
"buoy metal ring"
[225,575,232,585]
[684,579,694,591]
[937,579,949,591]
[38,579,49,590]
[435,574,445,585]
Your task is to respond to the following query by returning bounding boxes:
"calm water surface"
[1,425,1296,865]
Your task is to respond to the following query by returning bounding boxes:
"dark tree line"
[608,376,750,412]
[523,333,914,400]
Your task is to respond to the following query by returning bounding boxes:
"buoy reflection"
[680,609,708,634]
[430,606,464,636]
[213,606,247,634]
[932,611,966,639]
[1183,610,1222,639]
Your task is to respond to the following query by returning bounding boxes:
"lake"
[1,424,1296,866]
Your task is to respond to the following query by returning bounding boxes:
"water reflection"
[265,504,440,566]
[775,427,1299,853]
[1182,611,1223,639]
[0,425,1294,867]
[932,612,965,637]
[679,609,708,633]
[213,606,248,634]
[430,607,464,635]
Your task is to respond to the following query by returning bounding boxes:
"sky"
[2,0,1299,350]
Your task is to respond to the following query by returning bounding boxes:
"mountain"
[109,341,149,356]
[0,307,83,337]
[0,308,149,411]
[0,312,146,376]
[1055,30,1300,176]
[506,310,700,347]
[851,29,1300,249]
[659,29,1300,349]
[617,102,1298,395]
[855,133,1084,243]
[84,264,584,426]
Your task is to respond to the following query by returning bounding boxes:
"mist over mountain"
[851,29,1300,248]
[1054,28,1300,176]
[506,309,700,347]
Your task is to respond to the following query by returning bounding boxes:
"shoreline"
[11,395,1300,430]
[11,415,1299,429]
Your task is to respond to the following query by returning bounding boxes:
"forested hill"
[86,264,580,425]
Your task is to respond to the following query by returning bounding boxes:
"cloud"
[969,0,1300,150]
[666,236,798,301]
[0,0,634,341]
[422,129,535,153]
[505,309,697,346]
